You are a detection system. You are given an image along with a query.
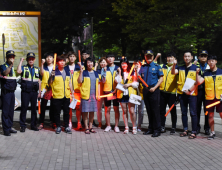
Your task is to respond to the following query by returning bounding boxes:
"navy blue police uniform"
[19,52,40,132]
[0,50,17,136]
[139,50,164,137]
[196,50,210,134]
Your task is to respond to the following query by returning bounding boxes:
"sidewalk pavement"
[0,108,222,170]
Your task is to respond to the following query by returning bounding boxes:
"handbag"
[129,94,142,105]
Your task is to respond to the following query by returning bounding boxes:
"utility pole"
[2,33,5,62]
[91,17,93,60]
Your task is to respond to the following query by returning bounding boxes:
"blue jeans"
[179,94,197,134]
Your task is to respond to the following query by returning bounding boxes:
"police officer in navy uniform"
[17,52,41,132]
[136,50,163,137]
[0,50,18,136]
[195,50,210,135]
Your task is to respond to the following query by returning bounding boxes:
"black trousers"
[197,89,209,130]
[143,87,161,133]
[52,98,69,128]
[160,91,177,129]
[20,91,38,128]
[39,98,54,124]
[1,92,15,133]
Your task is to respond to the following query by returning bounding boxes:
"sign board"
[0,11,41,67]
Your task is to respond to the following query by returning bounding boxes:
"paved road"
[0,107,222,170]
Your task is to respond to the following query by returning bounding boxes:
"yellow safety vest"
[177,64,198,96]
[117,75,137,99]
[160,64,177,93]
[80,70,99,100]
[103,65,119,92]
[51,68,71,99]
[204,69,222,100]
[41,66,50,91]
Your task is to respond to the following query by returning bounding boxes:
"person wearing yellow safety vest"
[115,57,139,135]
[101,53,120,133]
[64,51,81,129]
[194,50,210,135]
[196,55,222,140]
[17,52,41,132]
[48,55,74,134]
[78,57,99,134]
[94,57,107,128]
[159,52,178,135]
[0,50,17,136]
[171,51,200,139]
[38,52,55,130]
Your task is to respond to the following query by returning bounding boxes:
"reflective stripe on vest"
[22,66,39,82]
[4,64,17,79]
[160,65,177,93]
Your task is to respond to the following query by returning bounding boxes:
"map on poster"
[0,17,39,67]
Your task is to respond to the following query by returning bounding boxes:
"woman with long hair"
[116,57,139,134]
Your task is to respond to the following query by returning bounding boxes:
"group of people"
[1,49,221,140]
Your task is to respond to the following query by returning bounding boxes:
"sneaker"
[114,126,120,133]
[65,127,72,134]
[170,128,176,135]
[104,126,112,132]
[137,128,142,132]
[161,127,166,133]
[55,127,62,134]
[208,133,216,140]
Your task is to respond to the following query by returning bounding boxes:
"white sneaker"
[104,126,111,132]
[114,126,120,133]
[137,128,142,132]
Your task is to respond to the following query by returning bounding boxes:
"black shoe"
[205,129,210,135]
[9,129,17,133]
[143,130,153,135]
[152,132,161,137]
[65,127,72,134]
[160,127,166,133]
[170,128,176,135]
[55,127,62,134]
[208,133,215,140]
[20,127,26,132]
[4,131,11,136]
[31,126,39,131]
[196,129,200,135]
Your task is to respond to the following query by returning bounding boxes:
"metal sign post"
[2,33,5,62]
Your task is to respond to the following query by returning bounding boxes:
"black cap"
[200,50,208,55]
[27,52,35,58]
[145,50,154,55]
[6,50,15,57]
